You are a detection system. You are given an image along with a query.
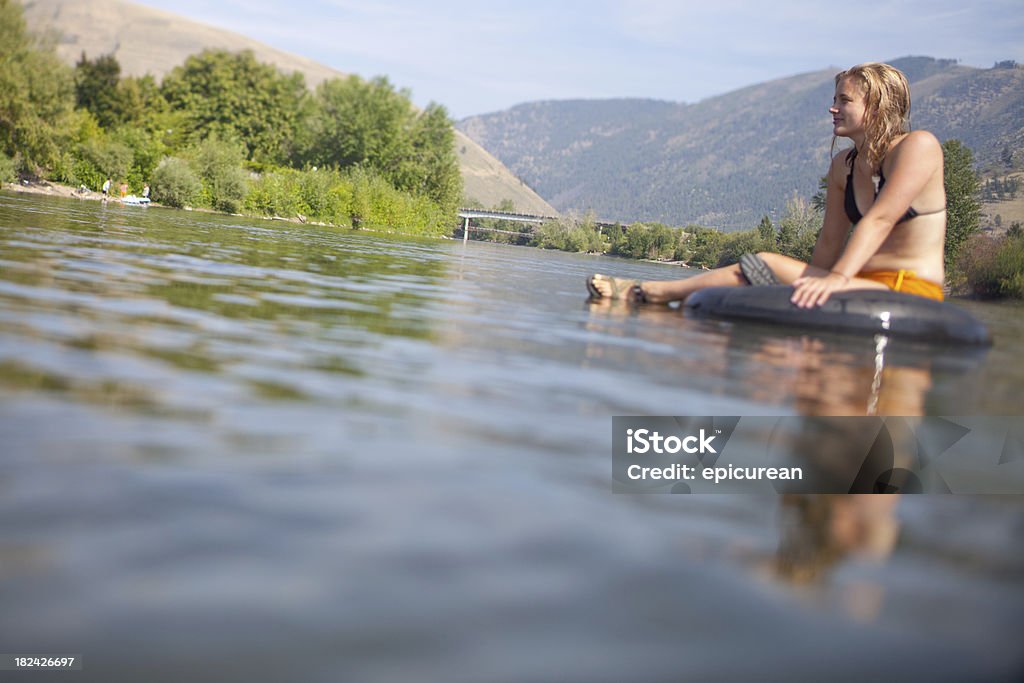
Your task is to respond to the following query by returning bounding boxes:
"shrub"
[244,168,306,218]
[242,166,450,236]
[613,222,679,260]
[531,212,605,253]
[956,233,1024,299]
[775,196,821,262]
[191,137,248,213]
[0,154,18,183]
[716,229,773,267]
[151,156,200,208]
[683,227,725,268]
[300,168,352,225]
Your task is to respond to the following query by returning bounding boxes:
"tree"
[0,0,76,173]
[117,74,169,130]
[775,196,820,262]
[810,175,829,212]
[402,103,461,212]
[160,49,307,167]
[757,215,775,243]
[75,52,124,128]
[303,76,413,172]
[942,139,981,270]
[685,227,725,268]
[303,76,461,212]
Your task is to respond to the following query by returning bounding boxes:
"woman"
[587,62,947,308]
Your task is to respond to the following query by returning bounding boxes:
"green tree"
[303,76,461,212]
[685,227,725,268]
[117,74,168,129]
[402,102,461,212]
[160,49,307,166]
[304,76,410,171]
[74,52,124,128]
[775,196,820,262]
[0,0,76,173]
[942,139,981,270]
[757,215,775,243]
[810,175,829,212]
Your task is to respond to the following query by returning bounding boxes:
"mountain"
[459,57,1024,229]
[20,0,557,216]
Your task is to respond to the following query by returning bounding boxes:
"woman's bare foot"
[586,274,648,303]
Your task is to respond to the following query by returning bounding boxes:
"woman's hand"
[790,271,850,308]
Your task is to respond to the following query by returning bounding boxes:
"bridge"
[456,208,622,243]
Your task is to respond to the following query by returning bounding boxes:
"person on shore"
[587,62,947,308]
[142,184,150,199]
[119,181,128,199]
[102,177,111,198]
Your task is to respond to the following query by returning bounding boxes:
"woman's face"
[830,77,868,139]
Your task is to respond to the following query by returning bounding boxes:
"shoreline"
[2,179,142,204]
[0,179,436,237]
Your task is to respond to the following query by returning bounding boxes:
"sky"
[135,0,1024,120]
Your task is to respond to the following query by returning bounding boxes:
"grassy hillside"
[982,172,1024,233]
[21,0,557,215]
[460,57,1024,230]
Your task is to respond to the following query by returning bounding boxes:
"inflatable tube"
[684,286,992,346]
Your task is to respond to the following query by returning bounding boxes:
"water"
[1,192,1022,681]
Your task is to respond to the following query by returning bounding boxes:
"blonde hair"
[833,62,911,171]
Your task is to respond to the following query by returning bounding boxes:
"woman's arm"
[809,151,855,270]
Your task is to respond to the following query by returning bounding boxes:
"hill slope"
[21,0,557,215]
[460,57,1024,229]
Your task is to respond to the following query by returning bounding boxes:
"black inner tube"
[684,286,992,346]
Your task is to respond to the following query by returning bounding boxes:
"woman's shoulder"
[828,147,855,183]
[889,130,942,158]
[829,146,855,169]
[884,131,943,174]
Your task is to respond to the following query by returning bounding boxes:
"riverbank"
[1,179,439,237]
[2,179,154,206]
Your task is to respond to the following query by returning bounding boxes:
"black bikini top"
[844,148,943,225]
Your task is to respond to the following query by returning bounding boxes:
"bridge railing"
[456,208,624,243]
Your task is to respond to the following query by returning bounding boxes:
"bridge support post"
[463,216,470,244]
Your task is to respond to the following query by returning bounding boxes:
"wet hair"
[832,62,911,172]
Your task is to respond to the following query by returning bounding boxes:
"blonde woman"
[587,62,947,308]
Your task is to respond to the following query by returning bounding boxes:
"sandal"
[739,253,781,286]
[587,274,648,303]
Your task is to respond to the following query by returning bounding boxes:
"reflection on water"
[1,192,1022,681]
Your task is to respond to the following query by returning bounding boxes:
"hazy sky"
[135,0,1024,119]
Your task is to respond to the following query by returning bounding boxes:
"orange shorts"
[857,270,944,301]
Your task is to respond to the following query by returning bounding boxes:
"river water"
[1,192,1022,681]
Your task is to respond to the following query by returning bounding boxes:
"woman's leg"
[589,252,826,304]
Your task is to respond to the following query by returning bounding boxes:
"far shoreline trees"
[0,0,462,235]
